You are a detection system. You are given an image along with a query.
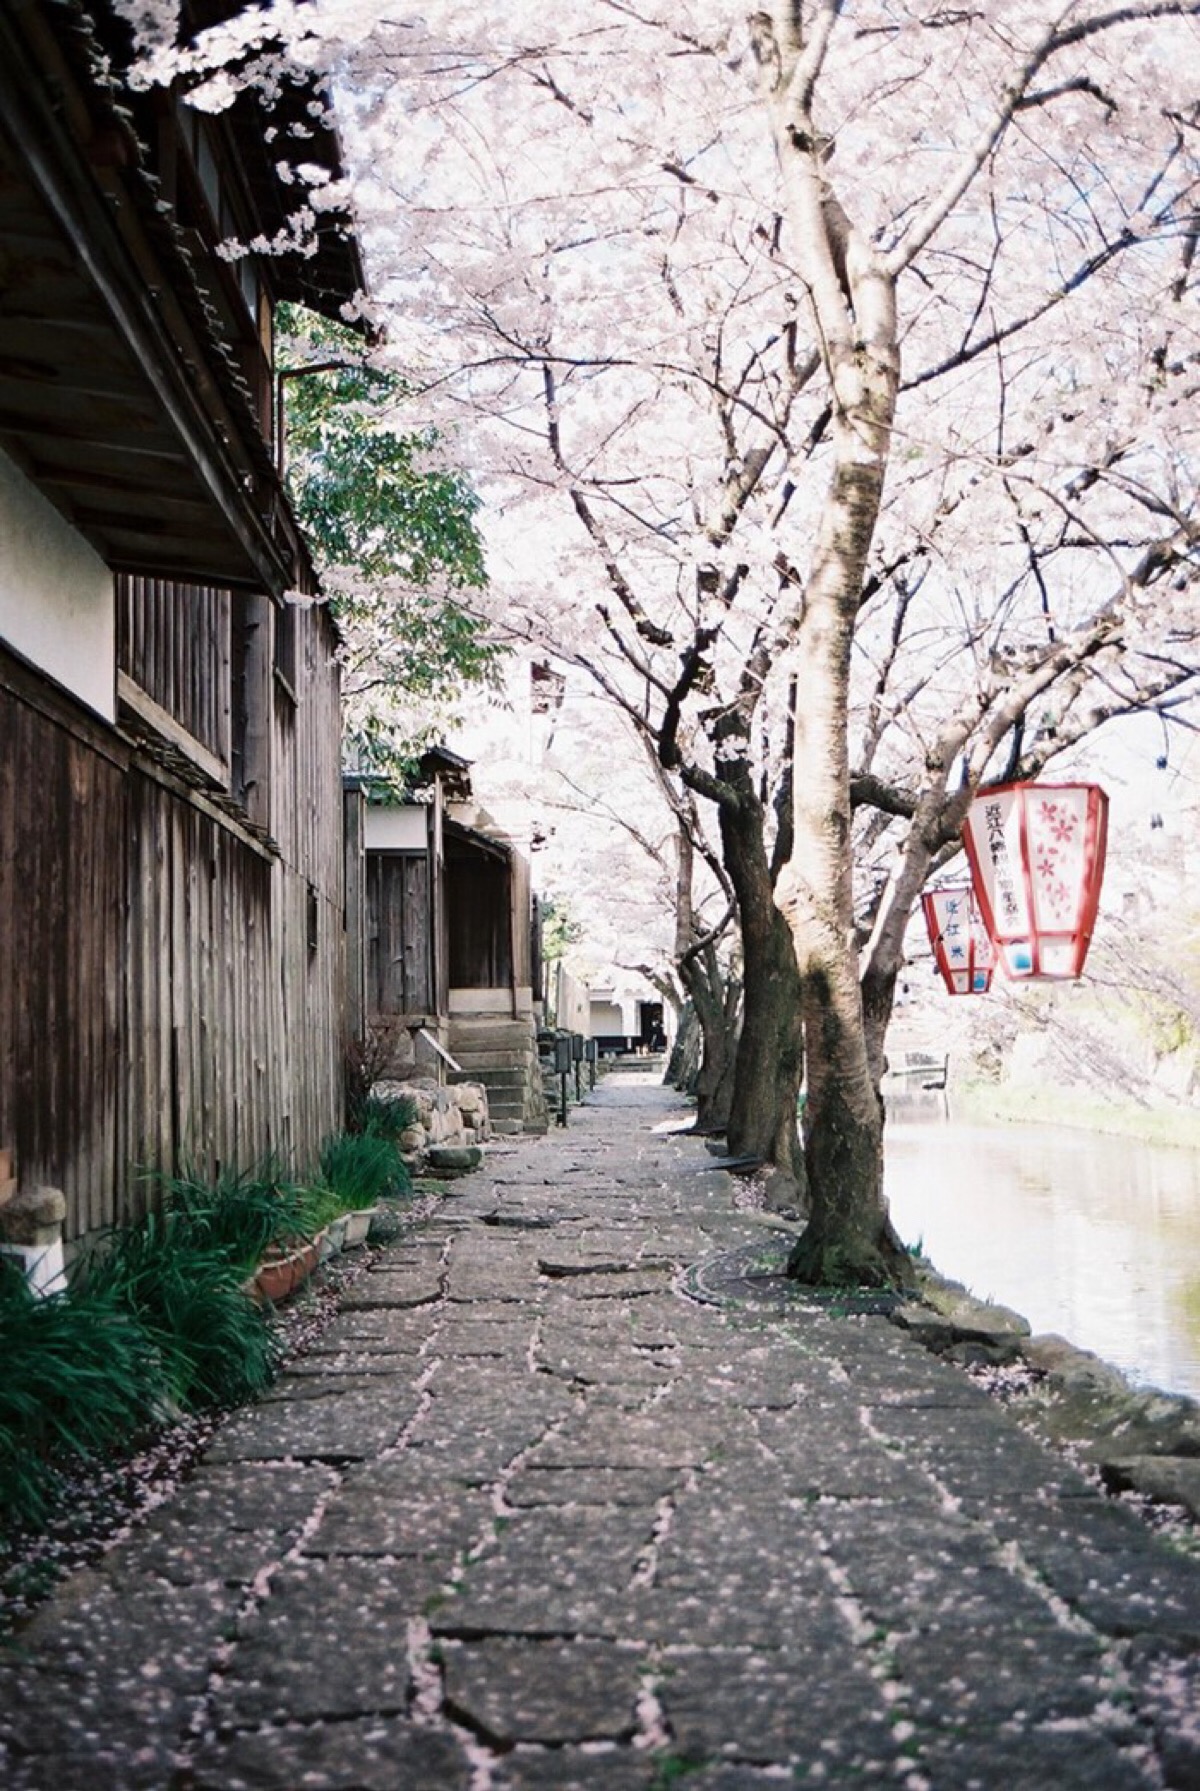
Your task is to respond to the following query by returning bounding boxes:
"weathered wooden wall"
[366,854,434,1015]
[0,659,125,1234]
[118,577,231,763]
[0,599,345,1241]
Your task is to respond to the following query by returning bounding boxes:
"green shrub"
[0,1259,164,1530]
[300,1184,353,1233]
[155,1163,307,1271]
[79,1214,280,1411]
[316,1130,411,1211]
[357,1092,418,1143]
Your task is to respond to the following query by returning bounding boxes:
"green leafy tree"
[278,306,502,792]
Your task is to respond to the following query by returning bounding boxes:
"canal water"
[884,1121,1200,1400]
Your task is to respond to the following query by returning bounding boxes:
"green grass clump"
[356,1092,418,1143]
[316,1129,411,1211]
[0,1258,164,1530]
[79,1213,280,1410]
[156,1163,307,1269]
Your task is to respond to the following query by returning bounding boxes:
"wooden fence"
[0,600,345,1242]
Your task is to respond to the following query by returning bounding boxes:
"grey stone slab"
[538,1338,677,1389]
[656,1645,897,1770]
[984,1498,1200,1641]
[420,1358,575,1414]
[653,1504,831,1595]
[816,1507,1060,1636]
[1133,1652,1200,1790]
[526,1408,733,1472]
[0,1576,235,1761]
[305,1307,438,1352]
[205,1383,422,1463]
[505,1466,680,1508]
[376,1239,448,1263]
[631,1579,848,1652]
[894,1624,1109,1726]
[683,1769,894,1790]
[445,1237,544,1295]
[869,1401,1096,1500]
[3,1740,201,1791]
[399,1431,549,1485]
[339,1266,443,1309]
[304,1458,493,1560]
[436,1318,537,1357]
[283,1348,422,1376]
[440,1636,643,1742]
[430,1508,653,1638]
[1040,1543,1200,1643]
[913,1727,1154,1789]
[189,1720,474,1789]
[751,1413,935,1500]
[445,1270,542,1303]
[493,1749,661,1790]
[103,1526,285,1591]
[259,1369,400,1404]
[545,1270,670,1300]
[214,1559,432,1726]
[410,1386,575,1467]
[152,1460,337,1532]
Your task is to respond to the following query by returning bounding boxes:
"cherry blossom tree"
[152,0,1200,1283]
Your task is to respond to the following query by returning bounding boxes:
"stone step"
[449,1067,531,1094]
[448,1050,537,1073]
[448,1024,540,1051]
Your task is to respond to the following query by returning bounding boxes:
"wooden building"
[361,752,549,1134]
[0,0,364,1242]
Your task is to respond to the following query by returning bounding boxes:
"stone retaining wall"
[373,1076,491,1163]
[893,1265,1200,1519]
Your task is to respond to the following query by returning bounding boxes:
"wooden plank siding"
[118,577,231,765]
[366,854,434,1016]
[0,595,345,1244]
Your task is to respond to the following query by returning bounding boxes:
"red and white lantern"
[962,781,1108,980]
[922,885,995,995]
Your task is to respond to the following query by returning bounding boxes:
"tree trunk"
[718,780,806,1200]
[679,943,740,1134]
[756,6,912,1285]
[777,564,909,1284]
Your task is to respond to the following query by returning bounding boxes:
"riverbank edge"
[893,1261,1200,1528]
[953,1080,1200,1150]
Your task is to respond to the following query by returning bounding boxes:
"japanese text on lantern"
[985,801,1021,924]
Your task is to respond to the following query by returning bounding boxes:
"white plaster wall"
[364,805,428,850]
[0,446,115,721]
[590,1001,625,1036]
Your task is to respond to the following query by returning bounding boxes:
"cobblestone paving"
[3,1074,1199,1789]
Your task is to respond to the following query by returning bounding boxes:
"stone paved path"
[3,1074,1200,1790]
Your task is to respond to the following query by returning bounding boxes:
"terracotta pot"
[292,1239,320,1284]
[254,1254,296,1303]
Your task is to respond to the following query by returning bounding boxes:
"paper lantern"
[922,885,995,995]
[962,781,1108,980]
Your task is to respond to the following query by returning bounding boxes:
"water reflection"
[883,1121,1200,1400]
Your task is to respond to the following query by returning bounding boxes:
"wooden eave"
[445,818,513,866]
[0,2,335,592]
